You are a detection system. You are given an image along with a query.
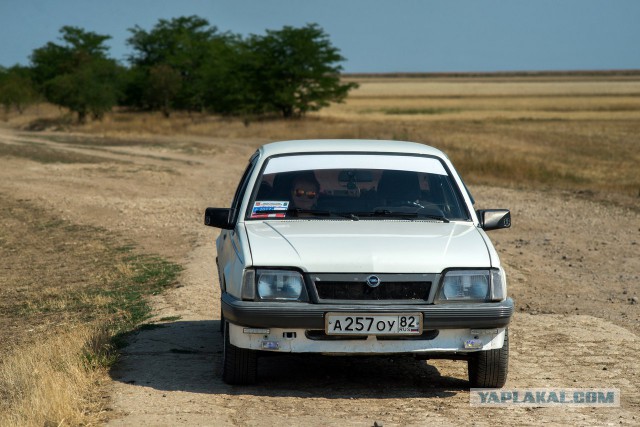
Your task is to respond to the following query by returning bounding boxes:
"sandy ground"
[0,125,638,426]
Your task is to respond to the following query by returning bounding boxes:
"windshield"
[246,154,470,221]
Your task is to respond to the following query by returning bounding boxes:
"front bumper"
[229,324,507,354]
[221,293,514,330]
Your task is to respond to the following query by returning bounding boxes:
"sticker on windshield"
[251,201,289,218]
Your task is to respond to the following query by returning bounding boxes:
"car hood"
[244,220,491,273]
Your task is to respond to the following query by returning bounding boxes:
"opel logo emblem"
[366,275,381,288]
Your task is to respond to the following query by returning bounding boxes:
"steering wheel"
[395,200,424,209]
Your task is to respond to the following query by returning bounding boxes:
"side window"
[229,153,258,224]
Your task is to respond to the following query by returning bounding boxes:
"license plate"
[325,313,422,335]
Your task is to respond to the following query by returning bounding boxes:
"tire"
[467,328,509,388]
[222,321,257,385]
[219,308,224,334]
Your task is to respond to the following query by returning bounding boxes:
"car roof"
[259,139,447,159]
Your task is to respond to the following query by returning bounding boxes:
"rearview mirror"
[477,209,511,231]
[204,208,235,229]
[338,170,373,183]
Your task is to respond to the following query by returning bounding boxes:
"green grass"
[159,316,183,322]
[0,194,183,362]
[103,256,182,323]
[0,141,108,164]
[17,253,183,351]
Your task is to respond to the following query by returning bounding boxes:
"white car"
[205,139,513,387]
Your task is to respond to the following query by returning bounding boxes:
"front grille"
[315,281,431,301]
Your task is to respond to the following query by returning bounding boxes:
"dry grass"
[343,77,640,97]
[3,75,639,202]
[0,326,111,427]
[323,77,640,123]
[0,195,181,426]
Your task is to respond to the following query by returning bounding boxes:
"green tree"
[124,17,356,118]
[146,64,182,117]
[126,16,222,112]
[31,26,112,86]
[30,26,121,122]
[45,59,120,123]
[245,24,357,118]
[0,66,39,114]
[197,35,257,116]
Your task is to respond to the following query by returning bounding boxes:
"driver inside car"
[290,173,320,212]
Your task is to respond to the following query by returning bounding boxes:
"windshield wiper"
[359,209,450,223]
[419,214,450,223]
[371,209,418,219]
[284,208,447,222]
[286,208,332,217]
[287,208,360,221]
[332,212,360,221]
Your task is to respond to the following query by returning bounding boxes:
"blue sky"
[1,0,639,72]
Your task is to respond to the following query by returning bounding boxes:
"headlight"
[437,268,506,302]
[254,269,306,301]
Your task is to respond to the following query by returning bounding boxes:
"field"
[0,74,638,426]
[14,75,639,201]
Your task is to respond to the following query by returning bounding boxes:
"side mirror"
[204,208,235,229]
[477,209,511,231]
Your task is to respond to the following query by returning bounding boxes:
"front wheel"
[222,321,257,385]
[467,329,509,388]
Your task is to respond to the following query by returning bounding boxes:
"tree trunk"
[281,105,293,118]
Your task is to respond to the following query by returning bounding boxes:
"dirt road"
[0,125,638,426]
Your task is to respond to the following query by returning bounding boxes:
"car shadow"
[109,320,469,399]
